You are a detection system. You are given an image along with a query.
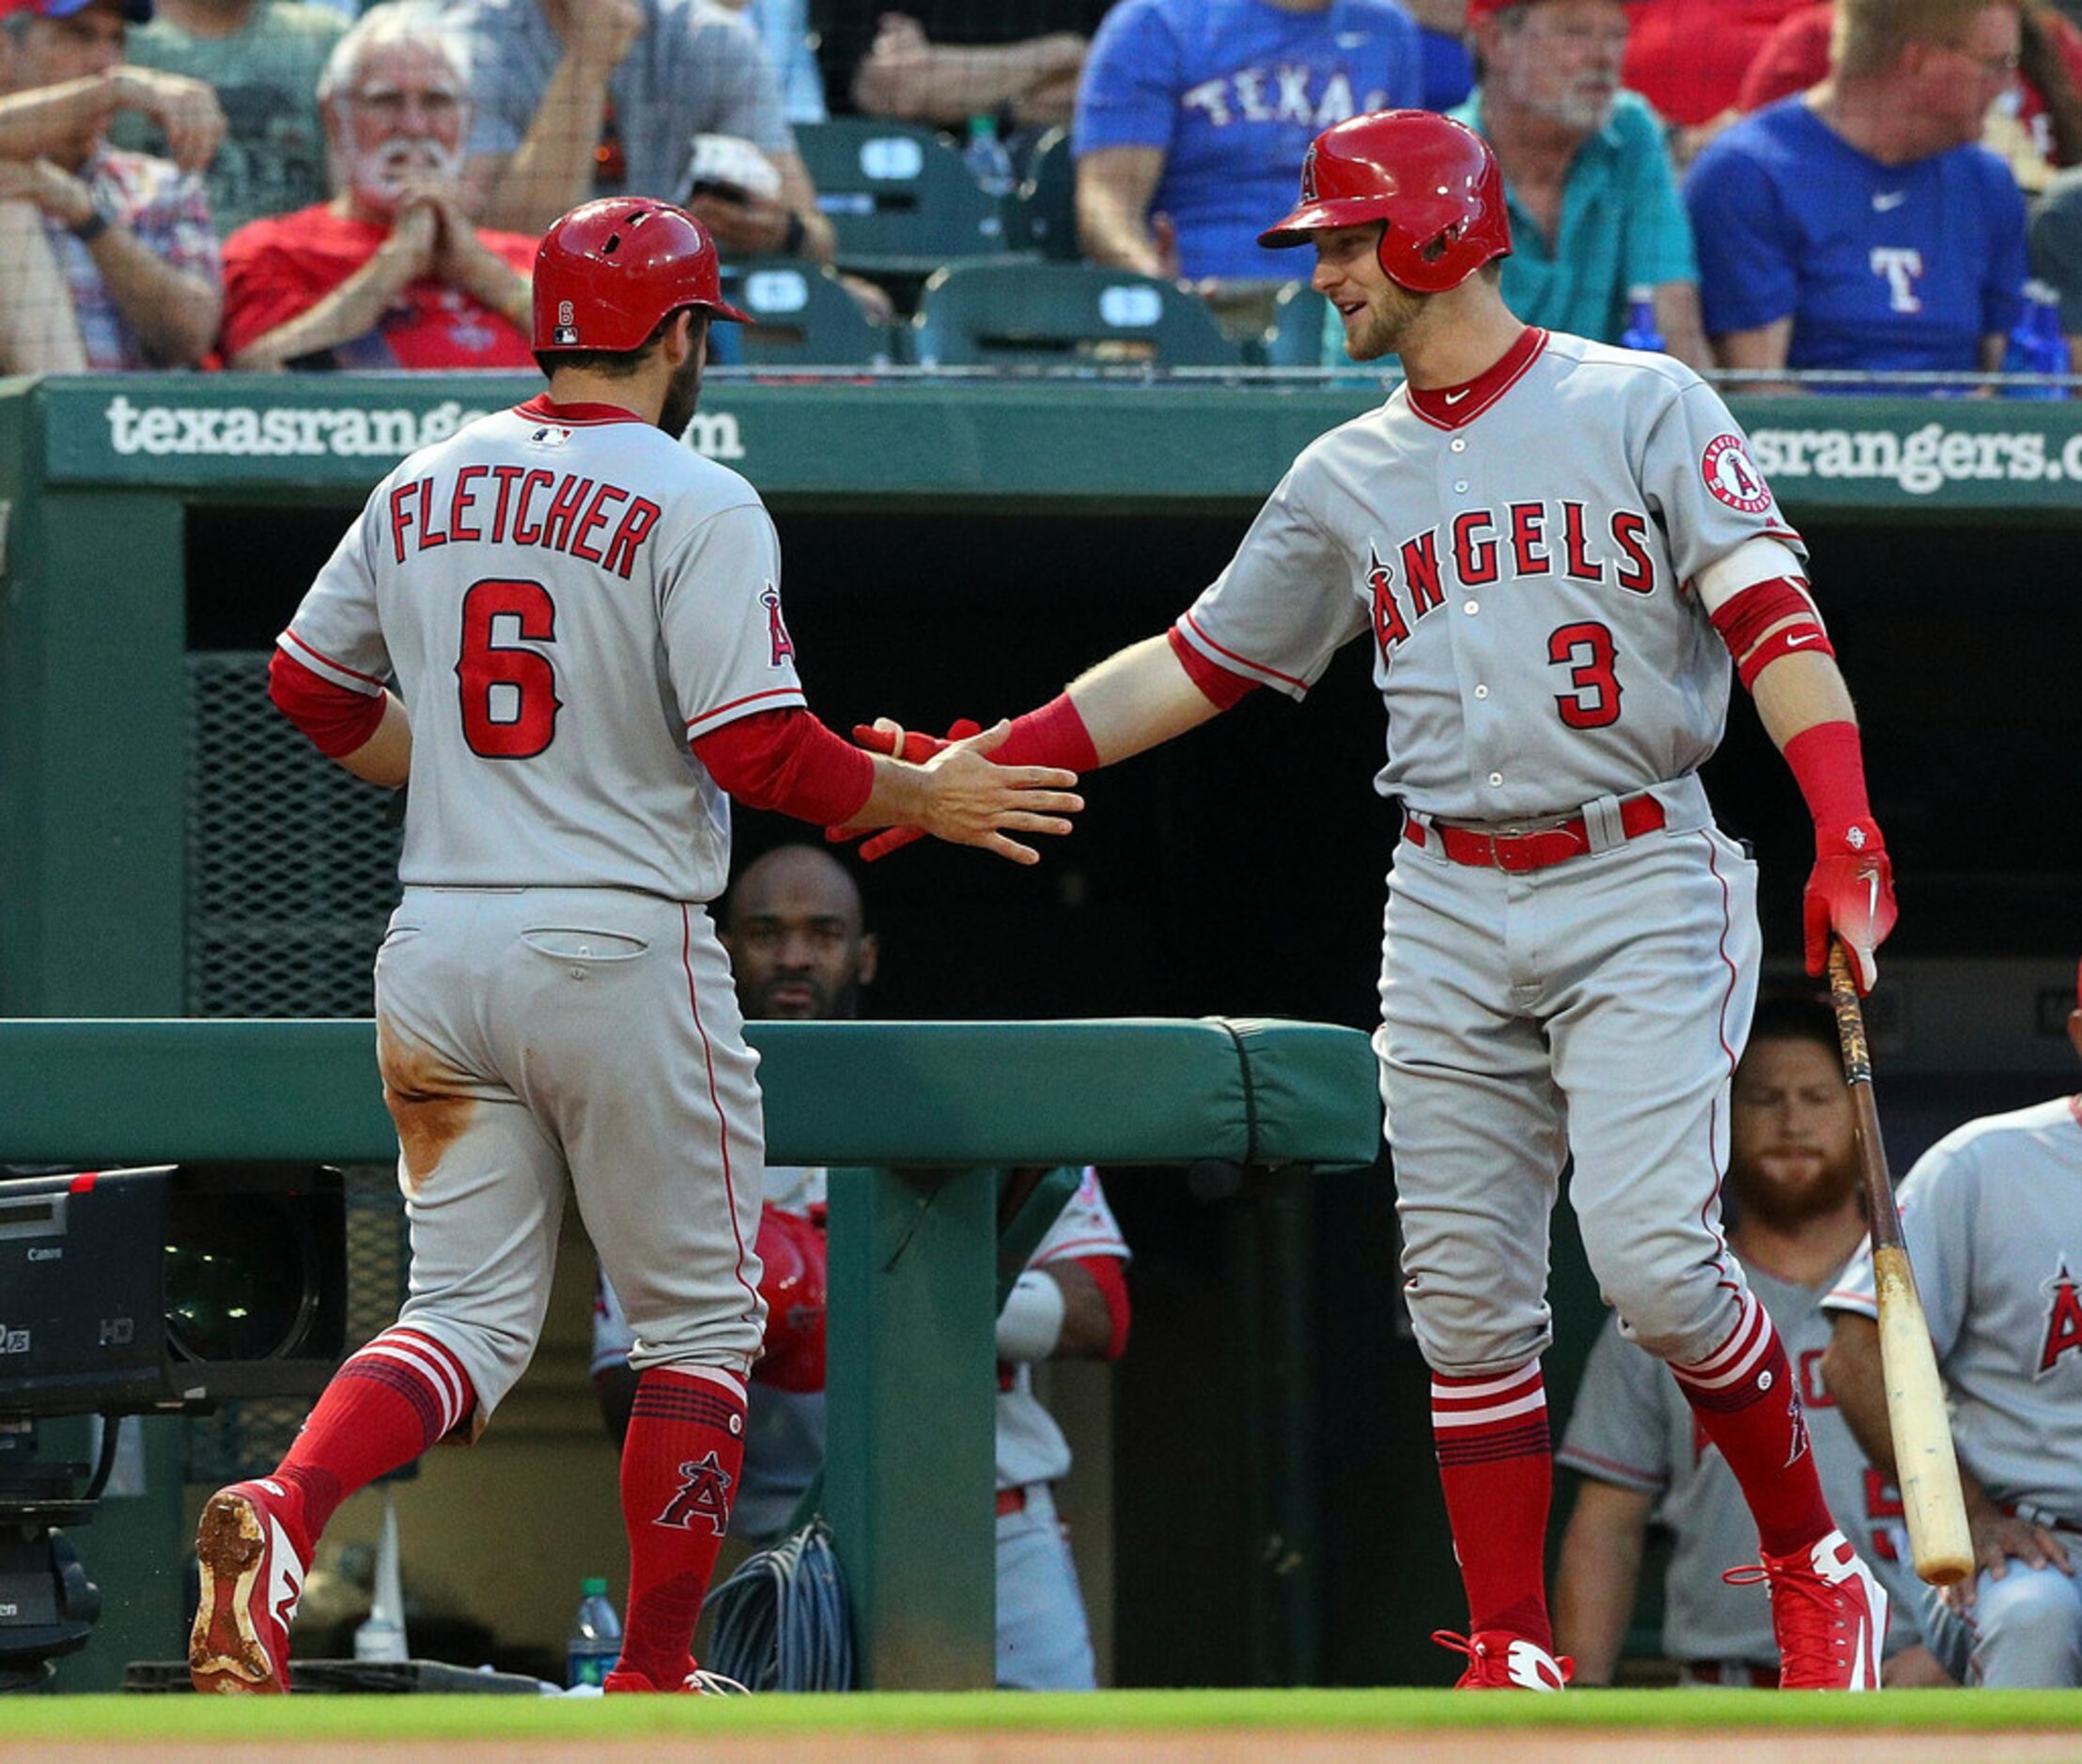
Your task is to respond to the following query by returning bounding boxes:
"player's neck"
[544,370,662,426]
[1395,293,1527,391]
[1730,1199,1868,1290]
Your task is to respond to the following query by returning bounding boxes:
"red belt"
[1404,792,1666,873]
[996,1486,1027,1518]
[1684,1661,1778,1687]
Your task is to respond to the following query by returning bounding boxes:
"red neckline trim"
[1406,328,1548,431]
[514,393,645,426]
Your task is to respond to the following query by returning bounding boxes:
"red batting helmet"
[533,196,750,351]
[752,1204,827,1394]
[1259,109,1511,295]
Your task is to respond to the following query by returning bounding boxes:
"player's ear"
[856,932,879,989]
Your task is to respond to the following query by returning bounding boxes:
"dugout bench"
[0,1014,1378,1689]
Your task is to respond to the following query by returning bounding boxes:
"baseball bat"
[1826,942,1974,1586]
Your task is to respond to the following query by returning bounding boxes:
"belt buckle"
[1493,835,1534,873]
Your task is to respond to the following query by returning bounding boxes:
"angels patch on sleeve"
[760,581,795,667]
[1701,433,1774,513]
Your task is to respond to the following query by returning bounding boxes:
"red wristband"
[995,693,1100,772]
[1782,720,1875,846]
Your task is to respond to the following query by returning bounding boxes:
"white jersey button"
[1464,599,1480,614]
[1451,438,1467,453]
[1453,479,1469,493]
[1487,772,1503,787]
[1475,684,1489,699]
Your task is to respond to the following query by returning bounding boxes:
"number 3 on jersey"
[1547,620,1622,729]
[458,578,562,758]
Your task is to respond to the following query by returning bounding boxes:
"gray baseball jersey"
[1824,1095,2082,1522]
[1176,327,1799,1381]
[284,396,804,900]
[1177,328,1802,822]
[1560,1255,1922,1665]
[282,393,805,1419]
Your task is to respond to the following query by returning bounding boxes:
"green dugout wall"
[3,374,2079,1688]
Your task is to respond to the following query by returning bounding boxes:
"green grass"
[0,1687,2077,1742]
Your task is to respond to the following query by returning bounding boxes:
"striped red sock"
[274,1326,474,1552]
[1670,1292,1832,1556]
[1431,1360,1554,1648]
[618,1366,748,1684]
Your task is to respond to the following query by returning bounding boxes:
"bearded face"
[1728,1037,1862,1230]
[330,39,470,217]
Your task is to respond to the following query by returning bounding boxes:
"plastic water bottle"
[566,1577,621,1688]
[1620,285,1665,353]
[2002,279,2070,398]
[964,112,1015,199]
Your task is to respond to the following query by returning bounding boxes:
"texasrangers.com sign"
[1746,420,2082,497]
[94,393,747,465]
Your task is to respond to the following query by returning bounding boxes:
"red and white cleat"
[189,1478,309,1694]
[1432,1629,1573,1690]
[1725,1527,1888,1690]
[602,1662,750,1694]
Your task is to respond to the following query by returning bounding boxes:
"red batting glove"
[824,717,982,860]
[1804,823,1897,994]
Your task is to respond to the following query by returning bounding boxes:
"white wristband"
[995,1268,1066,1362]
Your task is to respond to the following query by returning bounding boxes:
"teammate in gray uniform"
[1821,958,2082,1688]
[1553,998,1937,1685]
[186,198,1081,1696]
[837,109,1898,1690]
[593,846,1134,1689]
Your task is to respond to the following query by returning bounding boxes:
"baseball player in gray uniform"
[841,109,1897,1689]
[1553,998,1934,1685]
[1820,959,2082,1688]
[186,198,1081,1696]
[592,844,1134,1689]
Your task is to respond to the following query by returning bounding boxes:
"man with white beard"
[217,5,533,370]
[1433,0,1707,365]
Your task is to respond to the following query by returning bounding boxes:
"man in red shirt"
[219,7,533,370]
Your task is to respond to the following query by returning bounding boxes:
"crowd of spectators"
[0,0,2077,389]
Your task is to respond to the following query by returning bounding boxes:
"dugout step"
[122,1657,550,1694]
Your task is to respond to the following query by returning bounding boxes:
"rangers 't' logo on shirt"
[1702,434,1773,514]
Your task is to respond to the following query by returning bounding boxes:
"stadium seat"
[1011,126,1078,261]
[1262,281,1333,368]
[794,117,1015,274]
[713,261,897,369]
[910,262,1242,369]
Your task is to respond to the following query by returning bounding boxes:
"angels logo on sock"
[655,1450,734,1534]
[2037,1257,2082,1377]
[1783,1389,1812,1468]
[761,583,795,667]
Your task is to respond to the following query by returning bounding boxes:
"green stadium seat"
[1263,281,1333,368]
[909,262,1242,369]
[1011,126,1079,261]
[795,117,1016,275]
[717,261,897,369]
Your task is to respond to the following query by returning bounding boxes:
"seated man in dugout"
[216,7,535,371]
[0,0,223,373]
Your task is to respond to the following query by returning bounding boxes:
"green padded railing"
[0,1015,1379,1689]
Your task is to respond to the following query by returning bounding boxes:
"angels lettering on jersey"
[2040,1257,2082,1378]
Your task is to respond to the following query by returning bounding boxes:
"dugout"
[3,372,2078,1689]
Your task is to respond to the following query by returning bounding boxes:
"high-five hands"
[841,718,1080,866]
[830,716,979,861]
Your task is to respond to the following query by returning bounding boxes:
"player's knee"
[1589,1263,1738,1366]
[1979,1565,2082,1659]
[1403,1284,1550,1377]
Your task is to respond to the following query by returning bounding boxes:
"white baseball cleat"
[189,1478,308,1694]
[1725,1526,1888,1689]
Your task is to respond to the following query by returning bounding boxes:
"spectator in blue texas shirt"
[1073,0,1422,332]
[1685,0,2028,393]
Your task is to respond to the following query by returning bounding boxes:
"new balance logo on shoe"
[269,1515,305,1631]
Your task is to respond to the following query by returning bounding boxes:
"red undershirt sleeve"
[691,707,876,827]
[269,645,388,758]
[1074,1254,1132,1361]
